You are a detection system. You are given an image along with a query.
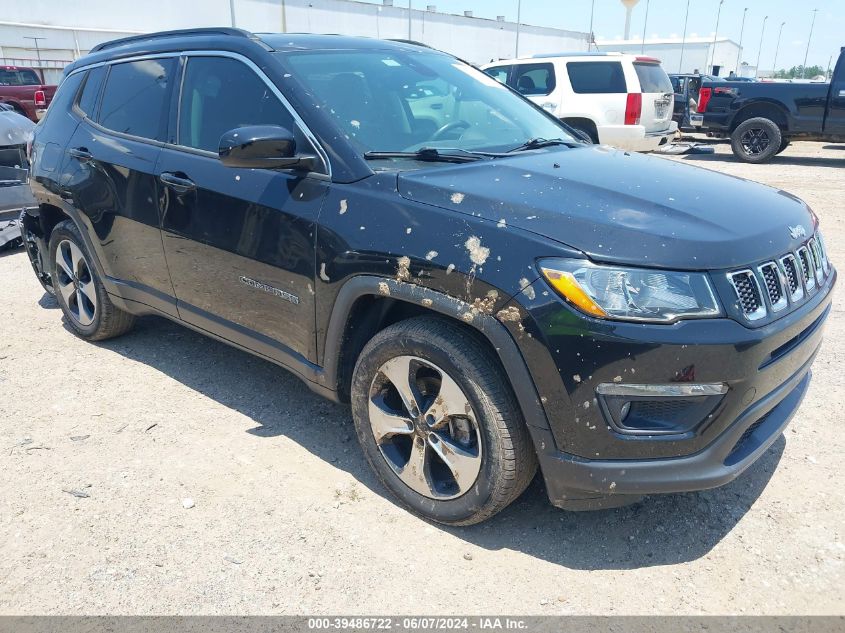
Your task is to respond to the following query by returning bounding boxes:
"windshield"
[280,50,573,154]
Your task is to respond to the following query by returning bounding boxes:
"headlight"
[539,258,722,323]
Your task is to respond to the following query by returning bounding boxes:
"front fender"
[320,274,552,436]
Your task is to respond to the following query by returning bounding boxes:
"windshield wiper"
[363,147,501,163]
[507,137,581,153]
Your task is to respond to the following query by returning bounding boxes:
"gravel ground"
[0,140,842,615]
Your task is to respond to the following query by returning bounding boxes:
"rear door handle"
[159,172,197,193]
[69,147,93,161]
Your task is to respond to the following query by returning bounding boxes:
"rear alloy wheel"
[731,117,782,163]
[55,239,98,327]
[351,317,537,525]
[48,220,135,341]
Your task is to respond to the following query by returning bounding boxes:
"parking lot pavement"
[0,141,842,615]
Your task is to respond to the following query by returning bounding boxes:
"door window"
[98,58,174,141]
[177,56,294,153]
[566,61,627,94]
[511,63,556,96]
[484,65,510,85]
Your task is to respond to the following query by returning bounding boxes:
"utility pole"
[588,0,595,51]
[772,21,785,78]
[408,1,412,40]
[515,0,522,57]
[678,0,690,73]
[736,7,748,75]
[801,9,818,78]
[641,0,650,54]
[709,0,725,75]
[229,0,236,27]
[755,15,767,78]
[23,36,45,83]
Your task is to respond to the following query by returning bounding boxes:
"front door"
[158,54,328,366]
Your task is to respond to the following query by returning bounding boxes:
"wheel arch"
[560,117,599,142]
[320,275,552,436]
[22,200,113,296]
[730,101,789,133]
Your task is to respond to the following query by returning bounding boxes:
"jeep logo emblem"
[788,225,807,239]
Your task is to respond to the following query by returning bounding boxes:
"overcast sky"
[360,0,841,71]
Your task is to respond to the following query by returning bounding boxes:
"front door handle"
[69,147,93,161]
[159,172,197,193]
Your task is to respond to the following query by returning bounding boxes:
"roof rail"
[387,39,434,49]
[90,27,254,53]
[531,51,621,59]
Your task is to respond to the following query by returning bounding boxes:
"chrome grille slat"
[727,270,767,321]
[778,254,804,302]
[797,246,815,291]
[808,237,824,282]
[758,262,787,312]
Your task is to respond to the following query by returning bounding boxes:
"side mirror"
[218,125,317,171]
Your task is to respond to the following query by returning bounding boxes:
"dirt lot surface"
[0,140,843,615]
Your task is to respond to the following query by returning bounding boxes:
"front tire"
[351,317,537,525]
[48,220,135,341]
[731,117,782,163]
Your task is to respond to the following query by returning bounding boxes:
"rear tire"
[351,317,537,525]
[730,117,782,163]
[48,220,135,341]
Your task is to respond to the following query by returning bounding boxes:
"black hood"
[397,145,815,270]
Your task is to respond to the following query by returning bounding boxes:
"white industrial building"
[1,0,590,83]
[596,36,748,77]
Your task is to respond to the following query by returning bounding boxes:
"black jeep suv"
[23,29,835,525]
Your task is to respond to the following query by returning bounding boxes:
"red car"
[0,65,57,122]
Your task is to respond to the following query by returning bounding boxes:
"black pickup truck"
[700,47,845,162]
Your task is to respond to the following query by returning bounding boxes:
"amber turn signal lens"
[541,268,607,318]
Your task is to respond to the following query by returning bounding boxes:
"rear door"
[630,59,674,132]
[824,52,845,135]
[62,57,176,316]
[563,60,628,125]
[157,53,327,365]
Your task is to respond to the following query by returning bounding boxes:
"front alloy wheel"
[368,355,482,499]
[351,317,537,525]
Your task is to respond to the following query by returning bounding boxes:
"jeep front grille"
[727,235,832,323]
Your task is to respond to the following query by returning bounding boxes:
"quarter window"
[566,61,627,94]
[77,66,105,118]
[177,56,294,153]
[98,59,174,141]
[511,63,556,96]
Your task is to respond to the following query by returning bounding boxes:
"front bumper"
[534,351,812,508]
